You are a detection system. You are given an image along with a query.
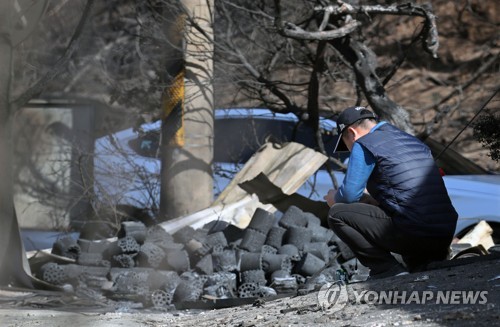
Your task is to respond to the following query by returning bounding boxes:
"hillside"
[214,0,499,172]
[14,0,499,172]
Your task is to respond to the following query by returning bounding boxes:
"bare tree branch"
[321,1,439,57]
[11,0,95,111]
[277,19,361,41]
[273,1,438,57]
[274,0,361,41]
[420,53,500,138]
[234,47,302,115]
[381,28,424,86]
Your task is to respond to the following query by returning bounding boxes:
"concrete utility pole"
[160,0,214,220]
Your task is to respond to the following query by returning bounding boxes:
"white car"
[93,108,500,240]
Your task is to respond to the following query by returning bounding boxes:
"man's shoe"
[368,264,409,280]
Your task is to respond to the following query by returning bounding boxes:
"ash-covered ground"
[0,256,498,327]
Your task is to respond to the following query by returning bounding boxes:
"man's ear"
[347,126,357,140]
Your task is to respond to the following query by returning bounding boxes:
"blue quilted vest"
[356,123,458,238]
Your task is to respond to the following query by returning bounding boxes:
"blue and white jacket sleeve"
[334,142,376,203]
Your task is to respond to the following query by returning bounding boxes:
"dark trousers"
[328,203,452,275]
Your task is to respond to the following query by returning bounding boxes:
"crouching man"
[324,106,458,279]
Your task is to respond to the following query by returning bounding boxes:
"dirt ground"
[0,255,498,327]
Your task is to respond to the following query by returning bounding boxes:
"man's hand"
[323,189,337,207]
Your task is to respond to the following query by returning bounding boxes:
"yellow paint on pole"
[162,69,185,147]
[162,12,187,147]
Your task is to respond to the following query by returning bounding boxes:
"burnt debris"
[35,206,366,309]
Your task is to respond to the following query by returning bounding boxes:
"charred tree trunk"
[272,1,441,135]
[306,41,339,189]
[0,4,32,288]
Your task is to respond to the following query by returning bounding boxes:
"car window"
[214,118,345,169]
[127,116,348,170]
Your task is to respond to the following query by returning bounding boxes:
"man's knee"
[327,203,350,230]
